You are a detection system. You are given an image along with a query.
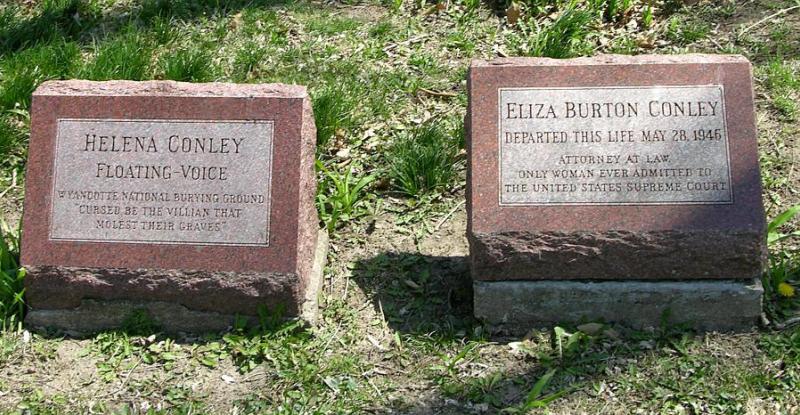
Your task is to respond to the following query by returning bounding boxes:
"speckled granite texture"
[22,80,323,332]
[466,54,767,281]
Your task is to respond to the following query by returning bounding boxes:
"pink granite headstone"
[21,80,326,333]
[466,55,766,331]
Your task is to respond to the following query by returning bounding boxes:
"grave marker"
[466,55,766,331]
[21,80,325,333]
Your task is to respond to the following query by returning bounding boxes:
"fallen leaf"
[506,2,522,25]
[367,335,388,351]
[404,279,421,290]
[603,328,621,339]
[336,148,351,159]
[577,322,603,335]
[229,12,243,30]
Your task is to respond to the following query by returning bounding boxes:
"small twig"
[435,200,465,230]
[364,375,383,398]
[775,316,800,330]
[739,5,800,36]
[327,270,336,295]
[98,357,142,399]
[342,270,350,300]
[0,169,18,200]
[708,36,723,51]
[377,299,389,333]
[418,87,457,98]
[382,34,430,53]
[243,369,268,383]
[356,301,373,312]
[320,323,343,354]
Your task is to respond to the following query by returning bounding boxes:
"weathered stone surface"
[25,231,328,334]
[470,230,765,280]
[25,266,301,315]
[50,118,275,246]
[22,80,322,331]
[26,300,247,335]
[300,229,329,325]
[474,279,763,333]
[466,54,766,281]
[498,85,732,205]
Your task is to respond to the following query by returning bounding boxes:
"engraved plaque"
[49,119,274,246]
[499,86,732,205]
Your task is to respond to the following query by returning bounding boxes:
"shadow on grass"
[353,252,475,336]
[349,251,722,413]
[0,0,296,57]
[350,209,795,413]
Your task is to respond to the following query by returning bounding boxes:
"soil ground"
[1,0,800,413]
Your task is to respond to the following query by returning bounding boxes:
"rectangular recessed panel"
[49,119,274,246]
[498,86,732,205]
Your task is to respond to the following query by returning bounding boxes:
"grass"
[316,161,376,232]
[759,59,800,119]
[158,47,217,82]
[78,319,367,409]
[231,41,270,82]
[0,40,80,111]
[0,116,25,161]
[666,15,711,45]
[305,15,362,35]
[596,0,634,23]
[763,207,800,320]
[80,29,156,81]
[510,6,595,58]
[0,0,91,56]
[0,221,24,330]
[312,84,360,150]
[388,121,463,197]
[0,0,799,412]
[765,254,800,320]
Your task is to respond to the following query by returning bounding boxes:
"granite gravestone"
[21,80,326,333]
[466,55,766,332]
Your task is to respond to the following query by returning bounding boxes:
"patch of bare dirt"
[0,186,23,230]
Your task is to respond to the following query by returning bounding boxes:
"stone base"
[300,229,329,325]
[474,278,763,334]
[25,231,328,336]
[469,230,766,281]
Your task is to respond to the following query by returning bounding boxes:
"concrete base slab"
[474,279,763,334]
[301,229,329,326]
[25,230,329,336]
[26,299,249,336]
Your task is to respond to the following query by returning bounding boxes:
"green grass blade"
[525,368,557,407]
[768,205,800,234]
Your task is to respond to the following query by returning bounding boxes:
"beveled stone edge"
[471,53,749,68]
[34,80,308,98]
[474,278,763,336]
